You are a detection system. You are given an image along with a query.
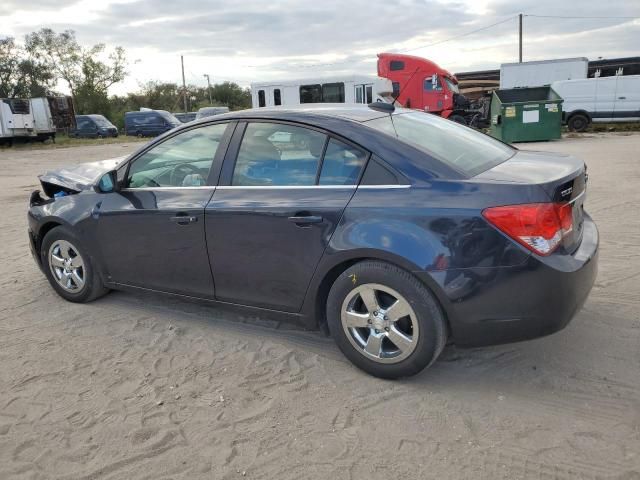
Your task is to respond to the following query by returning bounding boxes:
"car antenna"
[367,66,420,114]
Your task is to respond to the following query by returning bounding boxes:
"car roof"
[191,103,408,125]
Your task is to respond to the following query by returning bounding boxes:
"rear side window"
[274,89,281,106]
[322,83,345,103]
[318,139,367,185]
[233,123,326,186]
[365,112,514,177]
[299,84,322,103]
[258,90,266,107]
[390,60,405,71]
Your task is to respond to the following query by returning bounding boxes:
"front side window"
[424,76,443,92]
[258,90,266,107]
[365,112,514,176]
[274,89,281,106]
[318,139,367,185]
[127,123,227,188]
[322,83,345,103]
[232,123,326,186]
[299,84,322,103]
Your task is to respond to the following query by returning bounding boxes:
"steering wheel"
[169,163,202,186]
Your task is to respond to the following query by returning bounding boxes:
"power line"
[524,14,640,19]
[275,15,519,70]
[401,15,518,53]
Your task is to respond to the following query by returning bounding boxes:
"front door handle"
[170,215,198,225]
[618,96,626,99]
[288,215,323,226]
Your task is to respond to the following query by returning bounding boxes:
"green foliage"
[25,29,126,114]
[1,29,251,129]
[0,36,54,97]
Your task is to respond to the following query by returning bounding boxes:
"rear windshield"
[365,112,514,176]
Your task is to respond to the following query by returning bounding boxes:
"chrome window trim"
[119,184,411,192]
[120,186,216,192]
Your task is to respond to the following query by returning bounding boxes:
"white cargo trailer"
[251,75,393,108]
[0,98,37,145]
[500,58,589,89]
[30,97,56,141]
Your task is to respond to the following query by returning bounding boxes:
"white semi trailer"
[0,98,35,143]
[30,98,57,141]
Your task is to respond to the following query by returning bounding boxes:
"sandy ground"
[0,133,639,479]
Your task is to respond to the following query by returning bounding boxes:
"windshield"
[365,112,514,176]
[90,115,114,127]
[444,77,459,94]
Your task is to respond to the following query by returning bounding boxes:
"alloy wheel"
[48,240,85,292]
[341,283,419,364]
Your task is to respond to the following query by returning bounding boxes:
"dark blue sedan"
[27,104,598,378]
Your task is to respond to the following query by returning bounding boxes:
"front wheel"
[41,226,109,303]
[326,261,447,379]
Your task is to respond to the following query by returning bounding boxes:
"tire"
[326,261,447,379]
[41,226,109,303]
[449,114,467,125]
[568,114,589,132]
[136,131,143,138]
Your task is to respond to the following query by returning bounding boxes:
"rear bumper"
[415,214,599,347]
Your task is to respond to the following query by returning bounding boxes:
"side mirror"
[96,170,119,193]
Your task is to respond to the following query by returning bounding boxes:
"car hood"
[39,156,127,194]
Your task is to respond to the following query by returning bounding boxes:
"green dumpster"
[489,86,563,143]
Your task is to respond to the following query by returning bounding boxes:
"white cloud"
[1,0,638,95]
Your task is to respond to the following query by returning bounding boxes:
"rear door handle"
[170,215,198,225]
[288,215,323,225]
[618,96,626,99]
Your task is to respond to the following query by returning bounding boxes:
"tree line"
[0,29,252,129]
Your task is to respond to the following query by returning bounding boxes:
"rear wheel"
[568,113,589,132]
[326,261,447,379]
[41,226,109,303]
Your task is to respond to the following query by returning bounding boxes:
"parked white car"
[552,75,640,131]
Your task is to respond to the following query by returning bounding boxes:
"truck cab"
[377,53,464,119]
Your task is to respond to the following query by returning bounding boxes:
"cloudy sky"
[1,0,638,94]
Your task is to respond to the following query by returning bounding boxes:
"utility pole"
[203,74,213,105]
[181,55,188,113]
[518,13,523,63]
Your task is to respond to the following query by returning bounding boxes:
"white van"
[251,75,393,108]
[552,75,640,131]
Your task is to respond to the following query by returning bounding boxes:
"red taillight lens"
[482,203,573,256]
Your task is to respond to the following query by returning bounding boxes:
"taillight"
[482,203,573,256]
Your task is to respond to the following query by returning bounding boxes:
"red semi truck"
[377,52,489,127]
